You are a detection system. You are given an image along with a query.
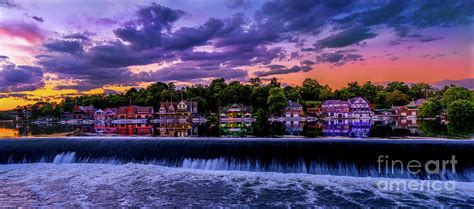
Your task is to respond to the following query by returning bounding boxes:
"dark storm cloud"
[32,16,43,22]
[163,15,244,50]
[180,45,284,67]
[139,64,248,82]
[0,64,44,92]
[333,0,473,39]
[334,0,409,29]
[30,1,474,90]
[37,43,159,91]
[254,60,314,77]
[113,3,185,50]
[63,32,94,41]
[314,28,377,51]
[162,18,225,50]
[255,0,354,33]
[410,0,474,27]
[43,40,84,55]
[316,50,364,66]
[84,41,169,68]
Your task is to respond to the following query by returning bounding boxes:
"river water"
[1,138,473,207]
[1,119,472,138]
[1,163,473,207]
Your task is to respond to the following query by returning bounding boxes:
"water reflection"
[322,119,371,137]
[0,118,472,138]
[219,120,253,135]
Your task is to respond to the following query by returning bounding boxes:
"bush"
[418,100,443,118]
[446,100,474,126]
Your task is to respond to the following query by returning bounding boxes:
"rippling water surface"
[1,163,474,207]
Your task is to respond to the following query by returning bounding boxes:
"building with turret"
[156,101,198,120]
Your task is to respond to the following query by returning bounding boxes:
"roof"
[79,105,94,112]
[158,101,198,113]
[414,99,427,105]
[219,103,252,113]
[118,106,138,114]
[286,100,302,108]
[348,97,369,104]
[117,106,154,114]
[136,106,154,113]
[105,108,117,113]
[323,100,349,105]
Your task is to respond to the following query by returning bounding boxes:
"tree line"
[13,77,474,123]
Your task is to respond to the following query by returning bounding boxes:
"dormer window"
[159,105,166,113]
[177,101,187,111]
[168,104,175,112]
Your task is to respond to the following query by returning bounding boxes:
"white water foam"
[52,152,76,164]
[17,152,473,181]
[0,163,473,207]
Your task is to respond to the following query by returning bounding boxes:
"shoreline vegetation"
[6,78,474,132]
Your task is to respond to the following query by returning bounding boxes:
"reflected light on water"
[0,127,18,138]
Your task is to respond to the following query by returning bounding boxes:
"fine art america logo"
[376,155,457,192]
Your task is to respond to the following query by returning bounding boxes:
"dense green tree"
[219,81,242,105]
[249,77,262,88]
[267,88,287,115]
[269,77,281,88]
[283,86,300,102]
[252,109,270,136]
[385,82,410,94]
[441,86,472,107]
[190,96,208,114]
[125,87,138,97]
[408,83,435,100]
[418,100,443,118]
[360,81,382,103]
[250,85,270,111]
[108,95,128,107]
[168,82,176,91]
[300,78,330,101]
[385,90,410,106]
[334,88,356,100]
[446,100,474,126]
[346,81,362,96]
[62,97,75,112]
[207,78,227,112]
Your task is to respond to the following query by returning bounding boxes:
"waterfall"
[53,152,76,164]
[1,137,473,181]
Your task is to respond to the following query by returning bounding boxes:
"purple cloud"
[254,60,315,77]
[0,64,44,92]
[113,3,185,50]
[316,50,364,66]
[32,16,44,22]
[314,27,377,51]
[26,1,474,91]
[43,39,84,56]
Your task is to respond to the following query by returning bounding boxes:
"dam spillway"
[1,137,473,181]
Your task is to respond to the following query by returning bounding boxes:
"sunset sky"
[0,0,473,110]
